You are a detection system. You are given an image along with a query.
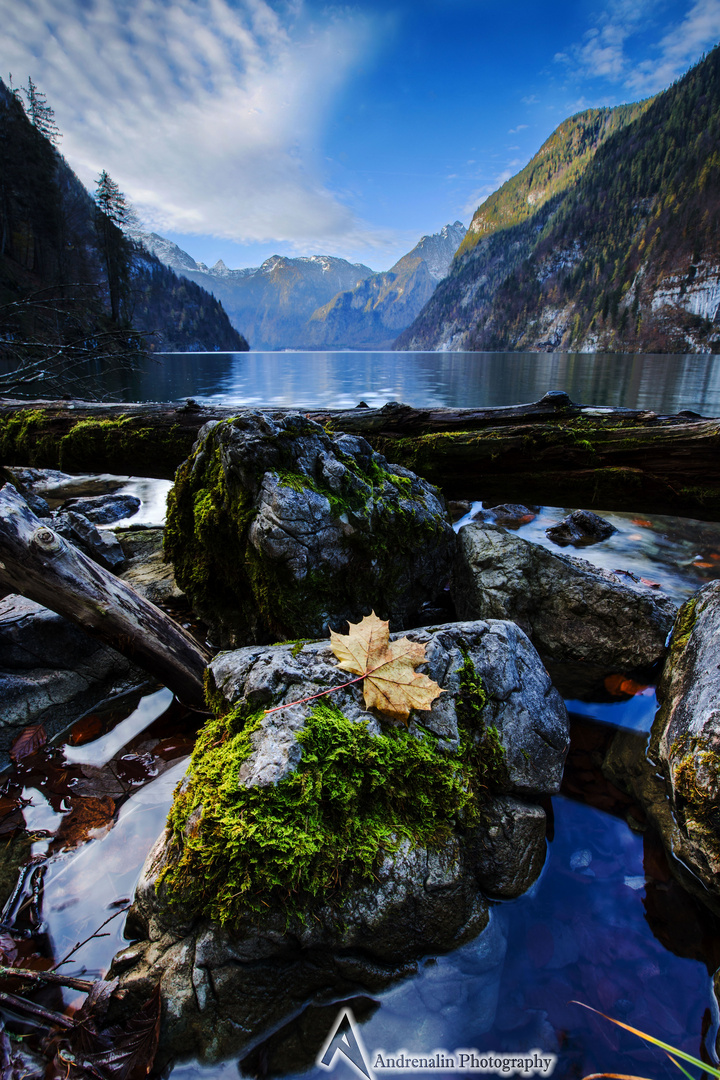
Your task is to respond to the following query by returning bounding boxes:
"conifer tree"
[94,171,133,323]
[23,77,61,145]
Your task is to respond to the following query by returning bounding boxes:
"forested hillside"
[0,78,246,395]
[398,46,720,354]
[395,102,650,351]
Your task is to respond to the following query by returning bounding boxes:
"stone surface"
[0,594,144,756]
[546,509,617,547]
[52,510,126,571]
[118,528,185,606]
[109,619,568,1063]
[645,583,720,905]
[60,493,141,524]
[165,411,457,646]
[453,523,677,696]
[472,503,536,529]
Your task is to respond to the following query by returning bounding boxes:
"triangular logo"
[317,1006,374,1080]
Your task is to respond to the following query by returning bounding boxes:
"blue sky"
[4,0,720,271]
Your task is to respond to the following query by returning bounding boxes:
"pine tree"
[23,77,61,145]
[94,171,134,323]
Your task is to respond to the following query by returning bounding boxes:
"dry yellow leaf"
[330,611,444,723]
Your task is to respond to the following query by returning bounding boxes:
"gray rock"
[453,523,676,696]
[546,509,617,547]
[109,620,567,1063]
[0,594,145,756]
[646,583,720,902]
[164,411,457,646]
[472,503,536,529]
[60,493,141,524]
[117,528,185,606]
[52,510,126,571]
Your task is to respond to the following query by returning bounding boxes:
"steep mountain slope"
[394,103,651,350]
[0,80,247,376]
[136,237,375,349]
[304,222,466,349]
[398,46,720,354]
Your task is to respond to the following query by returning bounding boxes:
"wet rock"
[164,412,457,646]
[447,499,472,522]
[619,582,720,910]
[52,510,126,571]
[546,509,617,547]
[472,503,536,529]
[109,620,567,1062]
[118,528,185,606]
[0,594,145,757]
[453,523,676,697]
[60,493,141,524]
[8,468,126,503]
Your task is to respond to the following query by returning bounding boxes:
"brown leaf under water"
[69,981,161,1080]
[55,797,116,850]
[604,675,650,697]
[330,611,444,723]
[10,725,46,764]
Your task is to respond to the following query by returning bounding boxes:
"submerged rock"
[452,523,676,697]
[546,509,617,547]
[109,619,568,1063]
[118,528,185,606]
[0,594,145,756]
[164,412,456,646]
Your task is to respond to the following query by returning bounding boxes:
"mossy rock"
[110,619,567,1064]
[164,411,456,646]
[647,582,720,900]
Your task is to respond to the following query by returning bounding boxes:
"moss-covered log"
[1,392,719,519]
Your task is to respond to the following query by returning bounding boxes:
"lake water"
[3,350,720,1078]
[32,349,720,415]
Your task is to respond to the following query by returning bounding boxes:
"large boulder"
[452,523,677,697]
[164,412,456,646]
[629,583,720,908]
[109,620,568,1063]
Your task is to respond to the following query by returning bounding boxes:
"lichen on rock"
[163,411,456,646]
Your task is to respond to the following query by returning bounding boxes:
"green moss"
[160,699,477,925]
[165,418,449,643]
[0,409,190,475]
[671,596,698,654]
[671,735,720,860]
[160,646,506,927]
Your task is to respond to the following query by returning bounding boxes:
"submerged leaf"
[71,981,161,1080]
[10,724,46,763]
[330,611,444,723]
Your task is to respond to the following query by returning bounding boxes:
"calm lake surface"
[4,350,720,1078]
[71,349,720,414]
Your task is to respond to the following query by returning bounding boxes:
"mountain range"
[138,222,465,350]
[396,45,720,354]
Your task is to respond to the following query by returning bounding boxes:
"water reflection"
[7,350,720,416]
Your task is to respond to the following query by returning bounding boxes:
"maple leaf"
[330,611,444,723]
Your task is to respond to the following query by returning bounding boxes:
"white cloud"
[2,0,387,253]
[462,169,513,216]
[626,0,720,92]
[508,124,528,133]
[557,0,720,94]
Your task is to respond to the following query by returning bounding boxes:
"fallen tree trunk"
[1,392,719,519]
[0,484,211,708]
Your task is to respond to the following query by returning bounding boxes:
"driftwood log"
[1,391,719,519]
[0,484,210,708]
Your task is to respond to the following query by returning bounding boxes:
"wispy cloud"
[555,0,720,94]
[627,0,720,91]
[508,124,529,133]
[462,168,514,216]
[3,0,387,253]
